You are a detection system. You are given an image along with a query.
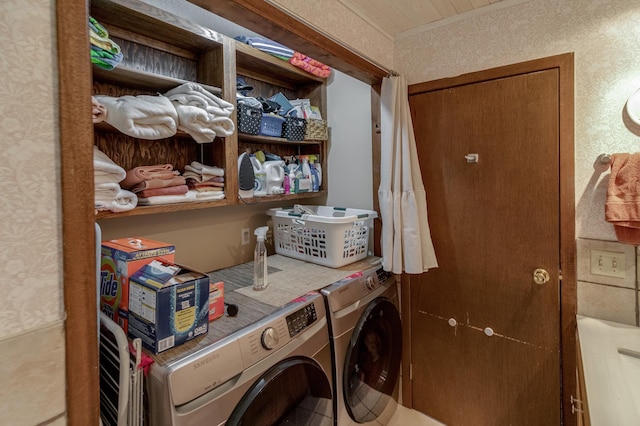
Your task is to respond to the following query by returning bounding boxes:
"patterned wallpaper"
[269,0,394,70]
[395,0,640,241]
[0,0,63,338]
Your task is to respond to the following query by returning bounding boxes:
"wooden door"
[408,68,562,425]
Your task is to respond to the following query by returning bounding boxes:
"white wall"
[326,71,374,210]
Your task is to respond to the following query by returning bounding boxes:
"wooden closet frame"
[56,0,386,423]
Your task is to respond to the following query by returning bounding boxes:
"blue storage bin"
[260,113,285,137]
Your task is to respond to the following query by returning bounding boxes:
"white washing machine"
[321,264,402,426]
[146,291,333,426]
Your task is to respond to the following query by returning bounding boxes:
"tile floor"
[342,405,446,426]
[387,405,446,426]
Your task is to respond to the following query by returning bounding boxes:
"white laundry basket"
[267,205,378,268]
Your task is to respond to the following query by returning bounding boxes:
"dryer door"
[343,297,402,423]
[226,356,332,426]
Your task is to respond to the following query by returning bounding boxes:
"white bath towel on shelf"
[95,182,137,212]
[191,190,225,201]
[93,146,126,184]
[136,191,197,206]
[95,94,178,140]
[164,82,234,117]
[189,161,225,176]
[173,104,235,143]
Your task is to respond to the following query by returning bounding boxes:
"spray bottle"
[253,226,269,291]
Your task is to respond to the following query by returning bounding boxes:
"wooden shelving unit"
[91,0,328,221]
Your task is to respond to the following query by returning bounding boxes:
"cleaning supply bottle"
[310,163,319,192]
[309,155,322,187]
[253,226,269,291]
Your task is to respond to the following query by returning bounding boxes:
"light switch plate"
[576,238,636,289]
[590,249,626,278]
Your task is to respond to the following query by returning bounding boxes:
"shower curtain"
[378,75,438,274]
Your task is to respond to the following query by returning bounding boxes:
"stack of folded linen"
[93,146,137,212]
[94,94,179,140]
[183,161,226,201]
[121,164,190,206]
[234,36,294,61]
[164,83,235,143]
[89,16,123,71]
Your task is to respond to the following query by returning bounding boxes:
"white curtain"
[378,75,438,274]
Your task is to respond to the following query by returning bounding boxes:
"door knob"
[533,268,550,285]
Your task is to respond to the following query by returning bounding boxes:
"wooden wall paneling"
[219,37,239,203]
[557,52,577,426]
[57,0,100,423]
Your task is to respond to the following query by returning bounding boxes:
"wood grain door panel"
[408,68,561,424]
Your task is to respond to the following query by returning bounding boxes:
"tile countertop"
[577,315,640,425]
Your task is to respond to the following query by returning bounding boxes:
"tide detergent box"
[100,237,175,333]
[128,259,209,354]
[209,281,224,322]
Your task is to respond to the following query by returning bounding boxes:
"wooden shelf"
[95,191,326,219]
[92,65,222,94]
[238,190,326,205]
[95,197,232,219]
[235,42,325,90]
[238,133,324,145]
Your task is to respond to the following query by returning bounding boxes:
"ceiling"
[338,0,521,39]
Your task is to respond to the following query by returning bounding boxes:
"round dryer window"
[226,356,333,426]
[343,298,402,423]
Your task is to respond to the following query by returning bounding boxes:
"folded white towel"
[173,104,235,143]
[164,83,234,117]
[192,190,225,201]
[95,94,178,140]
[93,146,126,184]
[94,182,137,212]
[136,191,197,206]
[190,161,225,177]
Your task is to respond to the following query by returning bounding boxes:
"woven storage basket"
[237,104,261,135]
[282,116,306,141]
[305,119,328,140]
[267,205,377,268]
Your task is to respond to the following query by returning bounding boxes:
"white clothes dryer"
[146,291,333,426]
[321,264,401,425]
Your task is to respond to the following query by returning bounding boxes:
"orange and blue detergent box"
[100,237,175,333]
[209,281,224,322]
[128,259,209,353]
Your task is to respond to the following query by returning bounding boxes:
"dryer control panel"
[286,303,317,338]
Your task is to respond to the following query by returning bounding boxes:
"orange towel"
[605,153,640,244]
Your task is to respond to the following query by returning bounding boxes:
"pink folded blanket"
[121,164,178,189]
[289,52,331,78]
[136,184,189,198]
[129,176,187,193]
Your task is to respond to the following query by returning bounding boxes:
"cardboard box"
[209,281,224,322]
[100,237,175,333]
[128,260,209,354]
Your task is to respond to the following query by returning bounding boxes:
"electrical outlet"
[590,249,626,279]
[241,228,250,245]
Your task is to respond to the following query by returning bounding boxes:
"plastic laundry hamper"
[267,205,378,268]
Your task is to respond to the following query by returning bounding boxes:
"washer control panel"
[236,296,323,368]
[286,303,317,338]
